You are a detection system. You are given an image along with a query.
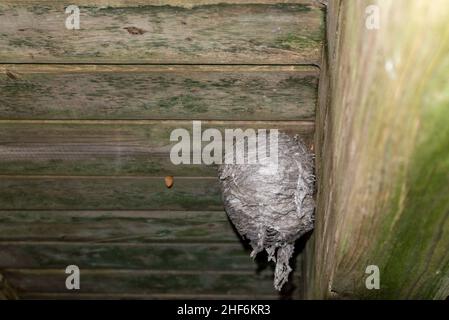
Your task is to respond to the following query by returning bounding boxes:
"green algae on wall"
[0,1,323,64]
[307,0,449,299]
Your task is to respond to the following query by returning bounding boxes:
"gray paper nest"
[218,133,315,290]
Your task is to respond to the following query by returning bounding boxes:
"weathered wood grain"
[0,210,237,242]
[0,176,222,210]
[0,120,314,176]
[0,272,18,300]
[0,1,324,64]
[0,0,315,6]
[3,269,275,296]
[0,65,318,120]
[305,0,449,299]
[0,242,261,271]
[19,292,278,300]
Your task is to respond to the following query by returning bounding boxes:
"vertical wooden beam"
[305,0,449,299]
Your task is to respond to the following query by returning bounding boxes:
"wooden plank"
[0,242,260,271]
[0,65,318,120]
[0,0,314,5]
[305,0,449,299]
[0,1,324,64]
[3,269,275,296]
[0,272,18,300]
[20,292,278,300]
[0,210,237,243]
[0,176,222,210]
[0,120,314,176]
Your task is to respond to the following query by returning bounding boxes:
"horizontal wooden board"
[0,65,318,120]
[19,292,278,300]
[0,176,222,210]
[0,0,314,5]
[3,269,275,296]
[0,210,237,242]
[0,1,324,64]
[0,120,314,176]
[0,242,265,271]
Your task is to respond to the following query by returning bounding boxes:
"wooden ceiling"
[0,0,324,299]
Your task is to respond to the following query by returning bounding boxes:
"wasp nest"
[218,133,315,290]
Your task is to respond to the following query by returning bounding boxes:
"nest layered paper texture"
[219,133,315,290]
